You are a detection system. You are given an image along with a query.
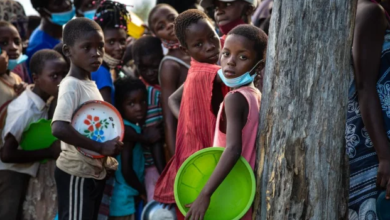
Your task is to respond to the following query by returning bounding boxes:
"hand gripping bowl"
[71,100,124,158]
[174,147,255,220]
[20,119,57,163]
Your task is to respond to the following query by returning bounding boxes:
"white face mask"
[218,59,263,88]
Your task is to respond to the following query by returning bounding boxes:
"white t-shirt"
[0,85,48,177]
[53,76,118,180]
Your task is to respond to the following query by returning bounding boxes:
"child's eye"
[157,24,164,31]
[222,52,229,57]
[196,43,203,47]
[225,2,232,7]
[14,40,20,46]
[239,55,248,60]
[109,40,115,45]
[0,41,8,46]
[120,40,126,46]
[52,74,58,79]
[83,46,89,50]
[130,103,135,106]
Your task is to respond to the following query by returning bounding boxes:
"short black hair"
[228,24,268,60]
[27,15,41,32]
[132,36,163,63]
[63,17,102,46]
[174,9,209,47]
[114,77,147,112]
[53,42,70,66]
[95,1,130,32]
[31,0,50,10]
[30,49,65,75]
[148,4,177,33]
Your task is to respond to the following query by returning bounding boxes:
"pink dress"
[213,86,261,220]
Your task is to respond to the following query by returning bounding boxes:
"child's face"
[45,0,73,14]
[121,90,147,124]
[136,53,163,85]
[66,30,104,73]
[220,34,262,79]
[183,19,221,64]
[0,25,22,60]
[34,58,68,97]
[150,6,178,41]
[213,1,248,26]
[104,28,127,60]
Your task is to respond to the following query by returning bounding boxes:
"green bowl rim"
[174,147,256,220]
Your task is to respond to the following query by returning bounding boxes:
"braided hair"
[94,0,130,32]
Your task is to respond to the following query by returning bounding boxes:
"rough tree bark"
[254,0,357,219]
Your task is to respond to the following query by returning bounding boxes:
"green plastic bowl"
[174,147,255,220]
[20,119,57,163]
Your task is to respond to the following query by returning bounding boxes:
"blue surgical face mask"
[83,9,97,20]
[8,54,28,71]
[45,7,75,26]
[218,60,263,88]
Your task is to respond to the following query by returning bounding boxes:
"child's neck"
[32,86,51,102]
[69,64,91,80]
[40,19,63,40]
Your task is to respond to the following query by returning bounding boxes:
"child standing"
[148,4,191,156]
[110,77,148,220]
[21,49,69,220]
[92,1,129,104]
[0,49,67,220]
[51,18,123,220]
[154,9,225,218]
[132,36,166,202]
[0,21,26,146]
[185,25,267,220]
[200,0,257,46]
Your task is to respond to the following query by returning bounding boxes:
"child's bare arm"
[99,87,112,104]
[160,61,181,156]
[168,84,183,119]
[52,121,123,156]
[1,134,60,163]
[124,124,162,144]
[121,141,146,195]
[150,141,166,174]
[185,93,248,220]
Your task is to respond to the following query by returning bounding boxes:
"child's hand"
[14,82,26,95]
[144,122,163,144]
[99,137,124,156]
[49,140,61,159]
[0,49,9,74]
[185,192,210,220]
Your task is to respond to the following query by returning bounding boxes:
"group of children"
[0,0,268,220]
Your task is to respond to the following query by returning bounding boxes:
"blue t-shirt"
[91,65,115,104]
[26,28,60,76]
[110,120,145,216]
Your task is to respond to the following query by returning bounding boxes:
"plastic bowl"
[174,147,255,220]
[127,11,145,39]
[377,191,390,220]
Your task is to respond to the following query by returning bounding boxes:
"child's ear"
[63,44,71,58]
[32,73,38,84]
[179,45,188,54]
[255,60,265,74]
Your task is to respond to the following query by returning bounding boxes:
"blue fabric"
[26,28,60,77]
[110,120,145,216]
[91,65,115,104]
[346,30,390,216]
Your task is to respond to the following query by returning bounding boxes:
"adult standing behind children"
[154,10,225,219]
[346,0,390,218]
[200,0,257,46]
[27,0,74,76]
[51,18,123,220]
[148,4,191,157]
[92,1,129,104]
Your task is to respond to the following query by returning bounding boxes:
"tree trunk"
[254,0,357,219]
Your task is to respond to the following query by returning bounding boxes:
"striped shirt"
[143,85,163,167]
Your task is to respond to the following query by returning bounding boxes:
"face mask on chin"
[7,54,28,71]
[218,59,263,88]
